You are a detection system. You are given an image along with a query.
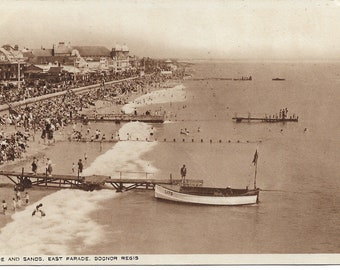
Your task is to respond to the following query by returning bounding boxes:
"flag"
[252,149,258,165]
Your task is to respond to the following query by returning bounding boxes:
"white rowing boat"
[155,184,259,205]
[155,149,261,206]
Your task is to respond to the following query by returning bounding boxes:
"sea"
[0,61,339,256]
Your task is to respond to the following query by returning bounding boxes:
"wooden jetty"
[81,113,165,123]
[0,170,203,192]
[0,170,109,191]
[232,117,298,123]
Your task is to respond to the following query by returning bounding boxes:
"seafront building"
[1,42,138,83]
[0,44,26,81]
[0,42,181,90]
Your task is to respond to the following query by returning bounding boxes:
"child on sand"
[78,159,83,177]
[31,157,38,174]
[46,158,53,176]
[17,197,22,208]
[12,198,17,211]
[16,190,21,201]
[2,200,7,215]
[25,192,29,205]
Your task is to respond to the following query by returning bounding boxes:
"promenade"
[0,76,140,113]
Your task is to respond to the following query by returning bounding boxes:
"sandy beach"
[0,78,182,232]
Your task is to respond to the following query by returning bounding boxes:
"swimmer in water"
[32,203,45,217]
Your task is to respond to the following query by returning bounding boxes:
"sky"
[1,0,340,60]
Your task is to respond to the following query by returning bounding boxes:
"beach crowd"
[0,69,139,105]
[0,71,167,164]
[2,189,30,215]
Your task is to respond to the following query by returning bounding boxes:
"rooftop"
[72,46,111,57]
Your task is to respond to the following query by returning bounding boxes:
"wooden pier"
[0,170,109,191]
[232,117,298,123]
[0,170,203,192]
[81,113,165,123]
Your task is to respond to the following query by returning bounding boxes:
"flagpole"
[252,147,259,190]
[254,160,258,190]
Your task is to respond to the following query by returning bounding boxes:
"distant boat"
[155,150,260,206]
[272,78,285,81]
[233,75,252,81]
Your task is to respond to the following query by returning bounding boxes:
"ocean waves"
[122,84,186,114]
[0,189,117,255]
[83,121,158,178]
[0,83,185,255]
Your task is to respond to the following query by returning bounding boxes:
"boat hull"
[155,185,259,206]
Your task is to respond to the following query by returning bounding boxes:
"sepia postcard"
[0,0,339,266]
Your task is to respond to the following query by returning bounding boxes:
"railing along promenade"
[0,76,140,113]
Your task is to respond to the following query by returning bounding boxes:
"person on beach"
[16,190,21,201]
[46,158,53,176]
[31,157,38,174]
[2,200,7,215]
[180,164,187,185]
[78,159,83,177]
[32,203,45,217]
[25,192,29,205]
[12,198,17,212]
[72,162,75,174]
[17,196,22,208]
[84,153,88,163]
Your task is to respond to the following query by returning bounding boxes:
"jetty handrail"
[112,171,155,180]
